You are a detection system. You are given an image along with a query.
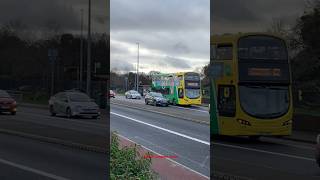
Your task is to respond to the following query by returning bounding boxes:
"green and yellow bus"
[151,72,202,105]
[209,33,293,137]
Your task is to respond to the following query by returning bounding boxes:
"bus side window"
[216,44,233,60]
[218,85,236,117]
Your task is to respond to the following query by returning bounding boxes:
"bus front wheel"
[249,136,261,141]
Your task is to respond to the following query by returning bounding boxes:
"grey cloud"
[0,0,108,33]
[163,56,191,69]
[211,0,306,34]
[111,0,209,31]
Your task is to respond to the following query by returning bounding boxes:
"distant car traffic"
[0,90,17,115]
[125,90,141,99]
[109,90,116,98]
[316,134,320,167]
[49,91,100,119]
[145,92,169,106]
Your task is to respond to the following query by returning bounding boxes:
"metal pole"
[80,9,84,90]
[86,0,92,96]
[136,43,139,91]
[50,59,54,96]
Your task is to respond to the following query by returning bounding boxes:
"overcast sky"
[110,0,210,74]
[211,0,307,34]
[0,0,108,35]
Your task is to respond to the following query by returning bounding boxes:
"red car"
[108,90,116,98]
[0,90,17,115]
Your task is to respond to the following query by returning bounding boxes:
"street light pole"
[79,9,84,90]
[86,0,92,96]
[136,43,139,91]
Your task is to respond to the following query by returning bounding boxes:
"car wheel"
[50,105,56,116]
[172,99,177,106]
[249,136,260,141]
[11,111,16,115]
[153,101,157,106]
[66,108,72,118]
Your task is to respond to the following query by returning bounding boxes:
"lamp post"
[136,43,140,91]
[79,9,84,90]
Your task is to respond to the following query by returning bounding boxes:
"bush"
[110,132,155,180]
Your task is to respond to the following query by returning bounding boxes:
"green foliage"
[110,133,155,180]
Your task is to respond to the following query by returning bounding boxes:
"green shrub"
[110,132,156,180]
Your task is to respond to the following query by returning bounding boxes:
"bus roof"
[210,32,284,44]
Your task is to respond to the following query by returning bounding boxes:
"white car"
[125,90,142,99]
[49,91,100,119]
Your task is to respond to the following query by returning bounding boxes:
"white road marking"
[171,106,209,113]
[213,142,316,161]
[111,112,210,146]
[117,134,209,179]
[0,158,69,180]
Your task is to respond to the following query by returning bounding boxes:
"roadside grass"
[110,132,158,180]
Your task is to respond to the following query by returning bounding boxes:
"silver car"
[125,90,141,99]
[49,91,100,119]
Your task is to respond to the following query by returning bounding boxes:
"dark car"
[0,90,17,115]
[145,92,169,106]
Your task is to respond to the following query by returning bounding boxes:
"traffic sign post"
[208,62,223,135]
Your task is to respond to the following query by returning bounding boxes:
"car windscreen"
[0,91,11,98]
[68,93,91,102]
[153,93,163,97]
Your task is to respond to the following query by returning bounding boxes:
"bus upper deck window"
[216,44,233,60]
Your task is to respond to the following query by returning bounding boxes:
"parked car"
[145,92,169,106]
[0,90,17,115]
[109,90,116,98]
[316,134,320,166]
[49,91,100,119]
[125,90,141,99]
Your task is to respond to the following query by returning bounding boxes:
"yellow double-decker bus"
[151,72,202,106]
[209,33,293,138]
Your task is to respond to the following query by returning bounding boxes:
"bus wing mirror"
[207,62,224,79]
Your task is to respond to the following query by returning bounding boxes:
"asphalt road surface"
[212,136,320,180]
[0,106,108,179]
[0,133,107,180]
[110,101,210,178]
[112,96,320,180]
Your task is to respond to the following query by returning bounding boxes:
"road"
[0,106,108,179]
[112,96,320,180]
[212,136,320,180]
[110,97,210,178]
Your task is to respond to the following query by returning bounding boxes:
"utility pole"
[136,43,139,91]
[79,9,84,90]
[86,0,92,96]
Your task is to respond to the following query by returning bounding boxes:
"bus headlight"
[282,120,292,126]
[237,119,251,126]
